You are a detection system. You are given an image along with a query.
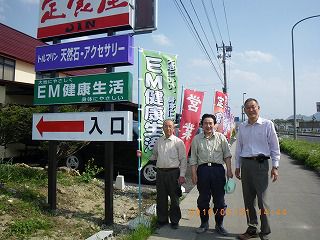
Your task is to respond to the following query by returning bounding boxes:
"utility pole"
[217,42,232,93]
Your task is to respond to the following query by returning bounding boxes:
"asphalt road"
[149,142,320,240]
[297,135,320,142]
[279,133,320,142]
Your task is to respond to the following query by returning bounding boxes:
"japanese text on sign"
[38,43,123,63]
[34,72,132,105]
[178,89,204,156]
[38,0,133,39]
[40,0,129,23]
[35,35,133,72]
[143,55,165,152]
[32,111,133,141]
[140,50,178,167]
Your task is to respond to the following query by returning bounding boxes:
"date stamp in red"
[187,208,287,217]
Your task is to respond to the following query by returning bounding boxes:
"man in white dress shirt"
[235,98,280,240]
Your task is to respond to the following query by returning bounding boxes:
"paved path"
[148,142,320,239]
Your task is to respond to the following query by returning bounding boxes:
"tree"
[0,104,93,161]
[0,105,47,148]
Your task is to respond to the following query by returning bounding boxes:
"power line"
[172,0,211,66]
[175,0,224,84]
[201,0,219,44]
[190,0,223,75]
[222,0,231,43]
[209,0,223,43]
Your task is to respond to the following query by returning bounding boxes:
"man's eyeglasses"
[245,106,258,110]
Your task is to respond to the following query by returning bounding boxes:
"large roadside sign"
[37,0,134,40]
[32,111,133,141]
[35,34,133,72]
[34,72,132,105]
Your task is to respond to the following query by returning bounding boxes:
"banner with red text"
[213,91,228,134]
[178,89,204,155]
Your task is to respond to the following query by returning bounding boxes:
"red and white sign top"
[37,0,134,40]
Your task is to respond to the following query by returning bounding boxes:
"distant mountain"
[286,112,320,121]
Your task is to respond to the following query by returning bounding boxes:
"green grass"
[280,137,320,170]
[0,163,47,186]
[121,217,157,240]
[0,163,52,239]
[0,162,156,239]
[122,225,153,240]
[6,218,53,239]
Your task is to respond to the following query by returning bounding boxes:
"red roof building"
[0,23,105,105]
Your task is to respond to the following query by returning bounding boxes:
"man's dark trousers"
[241,157,271,235]
[197,164,227,226]
[156,168,181,224]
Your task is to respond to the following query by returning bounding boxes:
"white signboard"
[32,111,132,141]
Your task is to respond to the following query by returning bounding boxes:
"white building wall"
[15,60,35,84]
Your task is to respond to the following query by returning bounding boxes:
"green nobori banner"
[140,49,178,167]
[34,72,132,105]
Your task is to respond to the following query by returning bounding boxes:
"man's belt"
[157,168,179,172]
[199,162,222,167]
[242,155,270,163]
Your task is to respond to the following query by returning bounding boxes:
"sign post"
[104,29,115,225]
[36,0,158,226]
[47,39,60,210]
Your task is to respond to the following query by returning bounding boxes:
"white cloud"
[151,34,172,46]
[190,58,210,68]
[20,0,39,5]
[232,69,262,83]
[0,0,6,21]
[237,50,274,63]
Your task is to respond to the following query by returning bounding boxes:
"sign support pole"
[104,30,115,226]
[47,38,60,210]
[104,101,114,225]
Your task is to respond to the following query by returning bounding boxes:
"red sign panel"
[37,0,134,40]
[178,89,204,155]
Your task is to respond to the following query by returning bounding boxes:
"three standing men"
[150,98,280,239]
[235,98,280,240]
[190,114,233,236]
[150,119,187,229]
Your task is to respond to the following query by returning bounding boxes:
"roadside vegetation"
[0,104,95,161]
[0,104,157,239]
[279,137,320,171]
[0,162,156,239]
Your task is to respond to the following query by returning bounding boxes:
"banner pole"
[137,47,142,221]
[179,85,184,115]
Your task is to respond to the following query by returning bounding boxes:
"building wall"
[15,60,35,84]
[5,94,33,105]
[0,86,5,104]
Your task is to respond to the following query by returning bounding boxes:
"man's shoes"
[156,221,168,228]
[196,222,209,233]
[237,227,259,239]
[171,223,179,229]
[215,225,228,236]
[259,233,270,240]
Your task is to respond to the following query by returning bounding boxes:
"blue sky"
[1,0,320,120]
